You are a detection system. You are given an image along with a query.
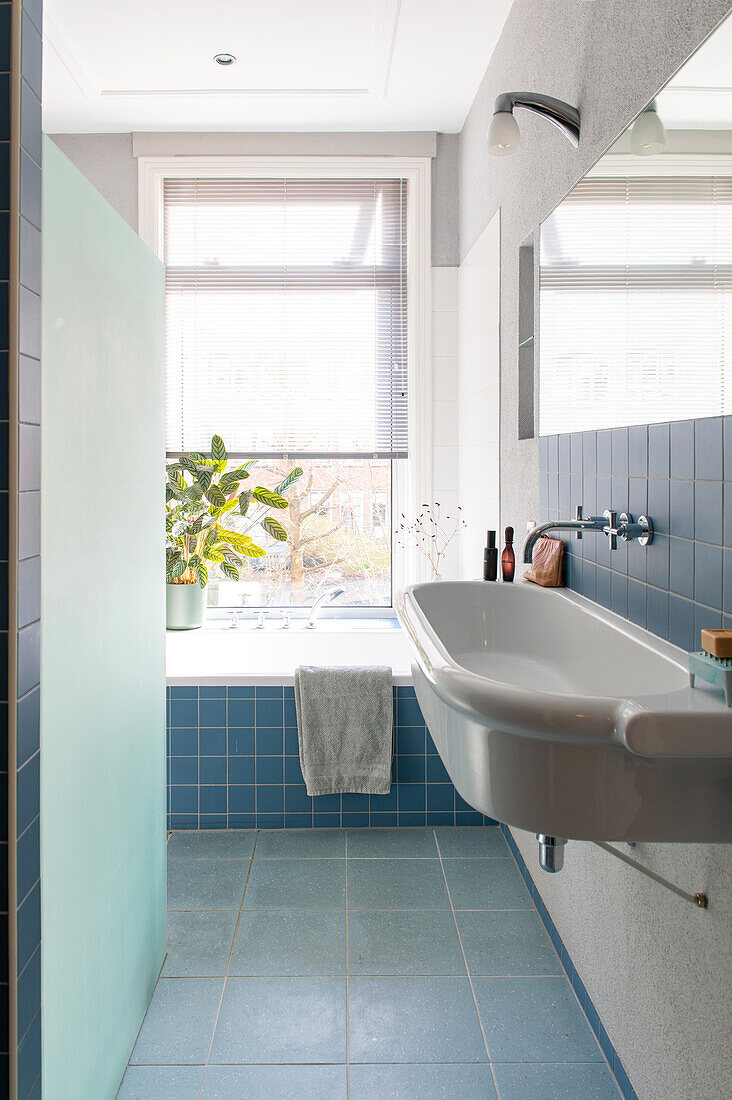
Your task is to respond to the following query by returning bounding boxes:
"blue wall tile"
[166,685,491,830]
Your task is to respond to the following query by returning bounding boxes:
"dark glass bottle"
[501,526,515,583]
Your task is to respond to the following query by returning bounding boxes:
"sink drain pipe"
[536,834,566,872]
[535,834,709,908]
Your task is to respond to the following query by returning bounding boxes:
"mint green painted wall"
[41,138,166,1100]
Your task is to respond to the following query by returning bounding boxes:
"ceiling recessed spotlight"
[214,53,236,67]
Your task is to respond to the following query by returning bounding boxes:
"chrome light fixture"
[487,92,580,157]
[630,99,666,156]
[214,52,236,66]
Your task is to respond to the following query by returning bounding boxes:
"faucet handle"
[575,505,583,540]
[603,509,618,550]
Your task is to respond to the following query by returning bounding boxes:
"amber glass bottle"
[501,526,515,582]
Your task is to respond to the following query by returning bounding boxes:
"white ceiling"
[658,12,732,129]
[42,0,515,134]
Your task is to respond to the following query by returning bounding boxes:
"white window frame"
[139,154,433,613]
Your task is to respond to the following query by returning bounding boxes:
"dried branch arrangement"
[397,503,466,579]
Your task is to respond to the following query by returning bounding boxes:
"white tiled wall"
[457,212,501,579]
[431,266,460,578]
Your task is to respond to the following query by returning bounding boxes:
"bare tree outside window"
[206,458,392,608]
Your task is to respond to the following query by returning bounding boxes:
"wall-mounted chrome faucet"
[524,505,654,562]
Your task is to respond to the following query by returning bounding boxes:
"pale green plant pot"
[166,582,206,630]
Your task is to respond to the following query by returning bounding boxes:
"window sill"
[166,618,412,685]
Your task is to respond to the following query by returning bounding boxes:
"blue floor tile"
[442,858,532,910]
[348,976,487,1063]
[229,910,347,975]
[162,911,239,977]
[201,1065,347,1099]
[472,977,604,1063]
[167,859,248,911]
[167,829,256,859]
[346,827,438,857]
[255,828,345,858]
[209,976,347,1064]
[434,825,508,857]
[117,1066,204,1099]
[129,978,224,1065]
[348,909,465,975]
[243,858,345,910]
[347,858,450,910]
[349,1064,498,1099]
[456,910,563,976]
[492,1062,622,1099]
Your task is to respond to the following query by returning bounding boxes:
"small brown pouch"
[523,535,564,587]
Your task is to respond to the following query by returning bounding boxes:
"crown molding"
[371,0,402,99]
[44,5,98,100]
[44,0,404,103]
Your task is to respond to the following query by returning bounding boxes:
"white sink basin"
[397,581,732,842]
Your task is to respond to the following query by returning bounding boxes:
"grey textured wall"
[459,0,732,540]
[458,3,732,1098]
[50,133,138,230]
[49,132,460,266]
[431,132,458,266]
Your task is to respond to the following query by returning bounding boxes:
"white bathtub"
[166,618,412,685]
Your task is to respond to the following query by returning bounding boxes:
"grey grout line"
[344,830,350,1098]
[499,836,624,1099]
[434,831,501,1100]
[196,828,261,1100]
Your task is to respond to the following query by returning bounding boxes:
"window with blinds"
[539,175,732,435]
[163,177,408,458]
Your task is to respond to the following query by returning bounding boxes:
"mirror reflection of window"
[540,172,732,434]
[538,10,732,436]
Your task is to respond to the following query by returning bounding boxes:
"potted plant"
[165,434,302,629]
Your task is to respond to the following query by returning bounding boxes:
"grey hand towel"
[294,665,393,797]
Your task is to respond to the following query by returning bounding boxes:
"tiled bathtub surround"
[539,415,732,650]
[167,685,494,831]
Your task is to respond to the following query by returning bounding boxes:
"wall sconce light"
[487,92,581,157]
[630,99,666,156]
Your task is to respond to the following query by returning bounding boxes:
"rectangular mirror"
[538,14,732,436]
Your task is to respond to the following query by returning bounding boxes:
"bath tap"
[523,506,605,562]
[523,506,653,562]
[306,585,345,629]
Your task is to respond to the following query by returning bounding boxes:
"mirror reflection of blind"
[539,175,732,435]
[163,177,408,457]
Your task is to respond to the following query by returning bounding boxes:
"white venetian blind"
[539,175,732,435]
[163,176,408,457]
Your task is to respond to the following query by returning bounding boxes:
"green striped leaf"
[238,542,267,559]
[171,559,186,579]
[204,549,224,563]
[188,452,205,464]
[218,478,240,496]
[253,486,289,510]
[239,490,252,516]
[194,468,212,491]
[184,485,203,502]
[195,561,208,588]
[221,561,240,581]
[168,469,187,490]
[261,515,288,542]
[211,434,227,464]
[226,465,251,481]
[206,485,226,508]
[274,467,304,495]
[178,456,199,477]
